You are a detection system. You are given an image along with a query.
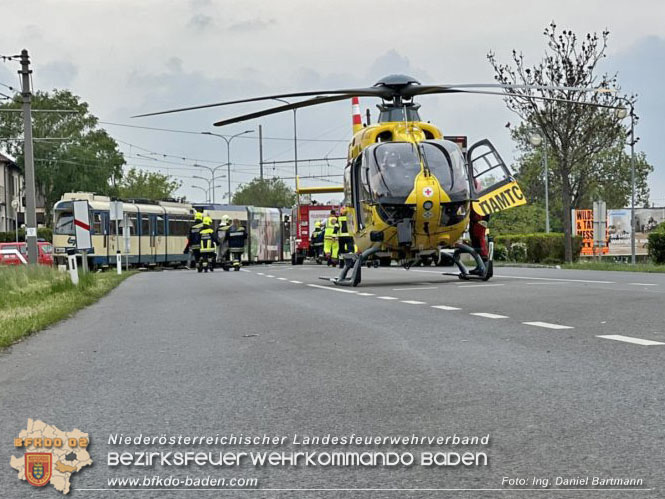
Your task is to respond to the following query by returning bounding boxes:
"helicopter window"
[368,142,422,203]
[421,141,469,197]
[468,142,511,194]
[343,163,352,206]
[378,107,421,122]
[353,156,370,228]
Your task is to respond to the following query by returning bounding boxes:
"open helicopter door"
[467,139,527,216]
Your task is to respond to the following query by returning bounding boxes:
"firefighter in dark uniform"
[336,206,354,267]
[226,218,247,271]
[310,221,324,259]
[199,216,220,272]
[184,211,204,269]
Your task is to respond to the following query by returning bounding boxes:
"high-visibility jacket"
[323,222,338,255]
[185,222,204,251]
[200,227,219,253]
[338,215,350,237]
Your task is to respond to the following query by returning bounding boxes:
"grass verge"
[560,261,665,273]
[0,266,133,348]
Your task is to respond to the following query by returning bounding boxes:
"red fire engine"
[290,180,343,265]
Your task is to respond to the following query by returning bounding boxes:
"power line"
[100,121,348,143]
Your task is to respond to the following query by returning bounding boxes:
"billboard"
[574,207,665,256]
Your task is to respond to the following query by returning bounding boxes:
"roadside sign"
[73,200,92,250]
[110,201,123,221]
[25,227,37,238]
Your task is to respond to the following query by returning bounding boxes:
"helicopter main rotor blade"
[212,94,352,127]
[453,89,619,109]
[132,87,388,119]
[403,83,606,98]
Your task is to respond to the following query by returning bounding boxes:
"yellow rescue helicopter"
[135,74,611,286]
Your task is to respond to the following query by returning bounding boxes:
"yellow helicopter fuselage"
[344,121,469,258]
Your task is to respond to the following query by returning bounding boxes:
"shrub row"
[494,233,583,264]
[0,228,53,243]
[648,223,665,264]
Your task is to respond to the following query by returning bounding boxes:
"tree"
[488,23,640,261]
[511,125,652,211]
[0,90,125,222]
[489,204,548,235]
[117,168,181,200]
[232,178,295,207]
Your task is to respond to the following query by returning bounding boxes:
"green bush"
[648,223,665,264]
[494,233,582,263]
[494,243,508,261]
[0,227,52,243]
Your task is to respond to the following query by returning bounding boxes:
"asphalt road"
[1,263,664,498]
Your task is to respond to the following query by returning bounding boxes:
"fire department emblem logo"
[25,453,52,487]
[422,186,434,197]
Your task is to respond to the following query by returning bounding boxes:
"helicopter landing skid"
[441,240,494,281]
[319,246,381,287]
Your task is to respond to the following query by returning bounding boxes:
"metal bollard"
[116,250,122,275]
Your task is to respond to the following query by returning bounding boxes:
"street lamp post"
[201,130,254,204]
[615,100,636,265]
[528,130,550,233]
[272,98,298,180]
[191,185,209,202]
[193,174,226,203]
[193,163,227,203]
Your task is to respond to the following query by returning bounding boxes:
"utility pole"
[19,49,38,265]
[259,124,264,180]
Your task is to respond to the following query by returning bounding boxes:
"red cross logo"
[423,187,433,197]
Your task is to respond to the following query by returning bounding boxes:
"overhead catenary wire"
[100,121,347,143]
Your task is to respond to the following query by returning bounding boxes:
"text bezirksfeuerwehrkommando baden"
[108,433,490,447]
[107,433,490,468]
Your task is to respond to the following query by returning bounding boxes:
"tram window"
[168,217,177,236]
[92,212,104,235]
[54,212,75,235]
[141,215,150,236]
[127,214,137,235]
[155,215,165,236]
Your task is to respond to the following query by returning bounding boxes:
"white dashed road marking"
[597,335,665,346]
[523,321,573,330]
[495,275,615,284]
[257,272,265,275]
[456,283,504,288]
[276,277,287,281]
[289,280,302,284]
[307,284,357,294]
[628,283,658,286]
[266,275,275,278]
[377,296,399,300]
[357,292,375,296]
[392,286,438,291]
[401,300,426,305]
[471,312,509,319]
[431,305,461,311]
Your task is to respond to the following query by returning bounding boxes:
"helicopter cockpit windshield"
[367,142,422,203]
[420,140,469,201]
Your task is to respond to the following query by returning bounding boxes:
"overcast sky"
[1,0,664,205]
